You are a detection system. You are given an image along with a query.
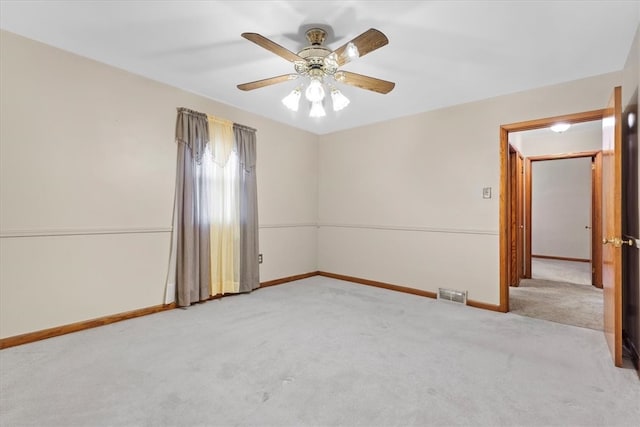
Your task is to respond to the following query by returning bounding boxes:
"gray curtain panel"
[174,108,211,306]
[234,124,260,292]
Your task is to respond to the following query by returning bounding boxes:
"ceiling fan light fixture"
[305,77,325,102]
[238,27,394,120]
[346,42,360,60]
[330,87,350,111]
[309,101,326,118]
[282,87,302,111]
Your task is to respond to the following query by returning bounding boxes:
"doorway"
[506,123,604,331]
[525,151,602,288]
[500,88,626,368]
[499,109,606,313]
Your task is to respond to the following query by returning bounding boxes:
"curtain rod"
[177,107,257,133]
[176,107,206,117]
[233,123,257,133]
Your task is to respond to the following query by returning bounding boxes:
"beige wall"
[0,31,318,338]
[318,72,621,305]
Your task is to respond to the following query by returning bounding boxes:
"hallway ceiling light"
[550,123,571,133]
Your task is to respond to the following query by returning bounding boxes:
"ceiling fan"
[237,27,395,116]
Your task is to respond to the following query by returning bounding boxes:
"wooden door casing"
[601,86,623,367]
[500,109,606,314]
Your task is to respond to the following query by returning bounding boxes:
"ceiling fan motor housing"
[294,28,337,77]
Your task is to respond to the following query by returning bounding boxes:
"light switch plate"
[483,187,492,199]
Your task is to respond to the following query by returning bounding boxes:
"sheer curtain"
[208,116,240,295]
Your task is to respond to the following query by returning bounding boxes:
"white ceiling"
[1,1,638,135]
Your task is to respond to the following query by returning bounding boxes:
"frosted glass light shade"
[550,123,571,133]
[305,78,325,102]
[309,101,326,118]
[331,88,350,111]
[282,88,301,111]
[346,42,360,60]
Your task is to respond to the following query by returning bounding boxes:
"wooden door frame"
[517,152,525,285]
[516,151,525,286]
[507,148,525,287]
[509,146,520,287]
[523,151,602,287]
[499,109,606,312]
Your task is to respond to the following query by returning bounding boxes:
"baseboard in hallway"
[532,254,590,263]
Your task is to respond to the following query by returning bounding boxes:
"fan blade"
[237,74,299,91]
[334,71,395,94]
[241,33,304,63]
[332,28,389,66]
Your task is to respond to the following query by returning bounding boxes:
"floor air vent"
[437,288,467,304]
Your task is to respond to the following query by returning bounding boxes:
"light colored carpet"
[532,258,592,286]
[510,278,603,331]
[1,277,638,427]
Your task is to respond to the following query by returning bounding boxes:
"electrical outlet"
[482,187,492,199]
[258,253,263,264]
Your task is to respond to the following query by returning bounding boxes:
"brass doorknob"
[603,237,635,247]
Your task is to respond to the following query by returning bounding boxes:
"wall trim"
[2,223,338,237]
[532,254,590,263]
[259,223,318,229]
[526,150,601,162]
[0,227,172,238]
[0,271,502,349]
[318,271,502,312]
[260,271,320,287]
[0,272,320,349]
[318,271,438,298]
[466,299,503,312]
[0,303,176,350]
[318,223,498,236]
